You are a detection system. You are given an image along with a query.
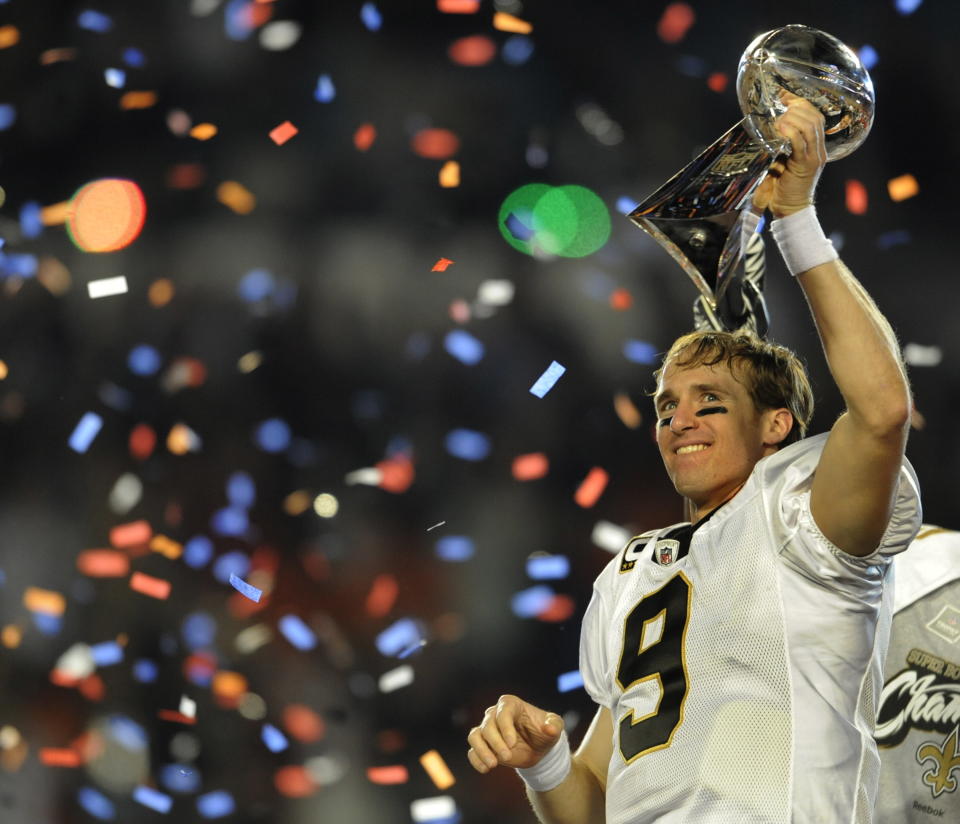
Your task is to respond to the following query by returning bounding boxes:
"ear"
[762,408,794,447]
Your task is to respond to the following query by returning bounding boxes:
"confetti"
[229,572,263,602]
[262,723,289,752]
[197,790,235,819]
[119,91,157,110]
[444,428,490,460]
[40,747,82,767]
[354,123,377,151]
[24,587,67,616]
[129,571,172,600]
[217,181,256,214]
[526,555,570,580]
[657,3,695,43]
[895,0,923,14]
[591,520,631,552]
[259,20,302,50]
[439,160,460,188]
[278,614,317,650]
[360,2,382,31]
[77,549,130,577]
[493,12,533,34]
[69,411,103,453]
[529,360,566,398]
[77,786,116,820]
[133,785,173,813]
[77,10,113,32]
[437,0,479,12]
[366,574,399,617]
[368,765,409,784]
[110,520,152,548]
[537,594,575,622]
[0,25,20,48]
[269,120,298,145]
[614,392,643,429]
[511,585,554,618]
[376,618,425,657]
[426,520,446,531]
[431,257,454,271]
[282,704,325,742]
[448,35,497,66]
[420,750,455,790]
[274,765,317,798]
[444,330,484,365]
[858,44,879,70]
[476,279,514,306]
[888,173,919,201]
[378,664,414,693]
[707,72,728,93]
[903,343,942,367]
[512,452,549,480]
[435,536,473,561]
[557,670,584,692]
[104,67,125,88]
[609,287,633,310]
[411,796,458,823]
[623,340,658,364]
[87,276,128,298]
[90,641,123,666]
[574,467,609,508]
[314,74,336,102]
[845,179,868,214]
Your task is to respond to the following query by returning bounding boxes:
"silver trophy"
[629,24,875,333]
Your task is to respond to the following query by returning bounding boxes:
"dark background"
[0,0,957,821]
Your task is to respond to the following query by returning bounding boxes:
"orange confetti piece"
[512,452,549,481]
[613,392,642,429]
[78,674,105,702]
[376,455,415,493]
[0,26,21,49]
[609,288,632,310]
[23,587,66,617]
[166,163,206,190]
[149,278,175,307]
[354,123,377,151]
[367,765,409,784]
[119,91,158,110]
[40,201,70,226]
[365,573,399,617]
[493,11,532,34]
[212,670,248,701]
[269,120,298,145]
[282,704,326,743]
[110,520,152,549]
[40,47,77,65]
[574,467,609,508]
[76,549,130,578]
[657,2,695,43]
[448,35,496,66]
[2,625,23,649]
[217,181,257,214]
[888,173,919,202]
[129,571,171,600]
[275,765,317,798]
[707,72,728,93]
[431,257,454,272]
[39,748,80,768]
[411,126,460,157]
[845,179,868,215]
[437,0,479,12]
[439,160,460,188]
[419,749,455,790]
[537,594,575,622]
[157,709,197,725]
[150,535,182,560]
[283,490,312,516]
[189,123,218,141]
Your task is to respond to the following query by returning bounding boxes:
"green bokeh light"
[498,183,611,258]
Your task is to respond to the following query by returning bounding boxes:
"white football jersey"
[875,526,960,822]
[580,433,921,824]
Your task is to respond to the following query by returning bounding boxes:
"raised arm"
[467,695,611,824]
[754,94,912,557]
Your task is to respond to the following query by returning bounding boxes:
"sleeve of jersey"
[770,434,922,589]
[579,561,616,709]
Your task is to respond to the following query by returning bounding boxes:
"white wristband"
[770,205,838,277]
[515,730,571,792]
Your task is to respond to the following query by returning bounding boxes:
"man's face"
[654,360,777,518]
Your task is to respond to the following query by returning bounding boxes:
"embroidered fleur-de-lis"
[917,725,960,798]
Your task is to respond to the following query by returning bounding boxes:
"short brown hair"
[653,330,814,446]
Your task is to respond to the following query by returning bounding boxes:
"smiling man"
[468,95,922,823]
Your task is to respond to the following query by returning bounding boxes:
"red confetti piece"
[129,571,171,600]
[76,549,130,578]
[411,128,460,159]
[282,704,326,743]
[129,423,157,461]
[78,674,106,702]
[609,288,632,310]
[39,748,81,768]
[707,72,728,93]
[166,163,206,190]
[448,35,496,66]
[274,766,317,798]
[110,520,153,549]
[432,257,455,272]
[574,467,609,508]
[367,765,409,784]
[657,2,695,43]
[183,651,218,683]
[512,452,549,481]
[845,179,868,214]
[354,123,377,151]
[366,573,399,617]
[269,120,299,145]
[376,455,415,493]
[537,594,575,622]
[437,0,479,12]
[157,710,197,725]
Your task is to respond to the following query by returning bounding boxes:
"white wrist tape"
[770,205,838,277]
[516,730,571,792]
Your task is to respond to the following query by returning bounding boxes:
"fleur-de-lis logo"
[916,725,960,798]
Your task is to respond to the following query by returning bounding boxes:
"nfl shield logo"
[656,539,680,565]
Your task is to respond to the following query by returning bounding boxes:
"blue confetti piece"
[227,471,256,509]
[224,0,255,40]
[557,669,584,693]
[858,45,879,71]
[98,382,132,412]
[183,535,214,569]
[444,330,485,365]
[435,536,475,562]
[90,641,124,666]
[229,572,262,603]
[279,614,317,650]
[376,618,425,657]
[181,612,217,651]
[211,506,249,537]
[69,411,103,454]
[77,10,114,32]
[675,54,707,77]
[33,612,62,636]
[19,201,43,239]
[133,785,173,814]
[877,230,911,250]
[109,716,149,751]
[895,0,923,14]
[405,331,431,361]
[238,268,275,302]
[122,47,146,67]
[261,723,289,752]
[78,787,116,821]
[160,763,202,794]
[104,67,126,88]
[526,555,570,580]
[0,252,38,279]
[315,74,336,102]
[360,2,382,30]
[212,550,251,584]
[502,35,535,66]
[511,585,554,618]
[128,344,162,376]
[133,659,158,683]
[197,790,236,819]
[616,196,638,215]
[504,211,534,241]
[0,104,16,130]
[529,361,566,398]
[254,418,291,453]
[445,428,491,461]
[623,340,658,365]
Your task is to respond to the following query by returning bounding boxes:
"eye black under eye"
[658,416,672,428]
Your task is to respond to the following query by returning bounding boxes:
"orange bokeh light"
[66,179,147,253]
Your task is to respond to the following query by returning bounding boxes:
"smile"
[677,444,710,455]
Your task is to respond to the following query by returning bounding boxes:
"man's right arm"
[467,695,612,824]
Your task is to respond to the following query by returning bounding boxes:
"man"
[875,525,960,822]
[467,94,921,822]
